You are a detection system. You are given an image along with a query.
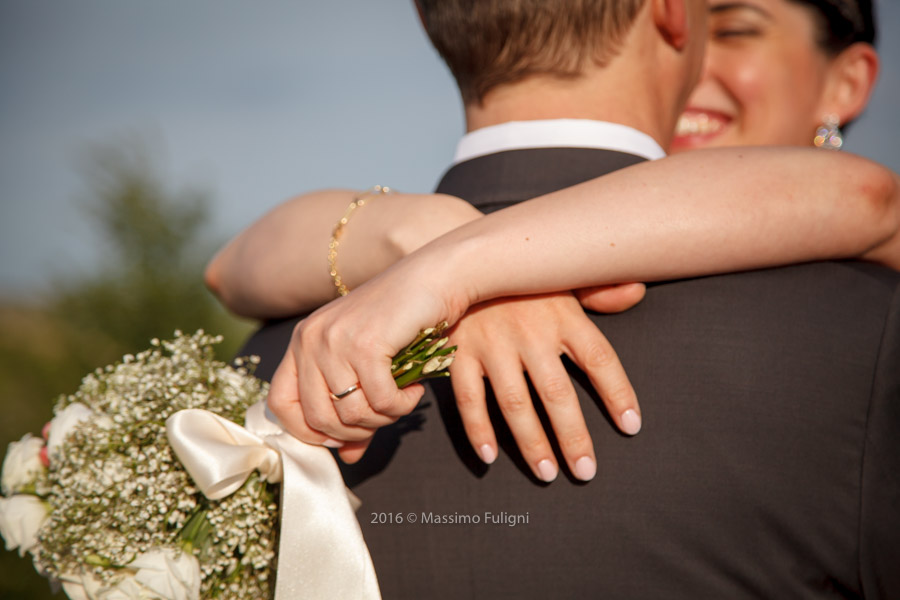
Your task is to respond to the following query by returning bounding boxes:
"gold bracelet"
[328,185,392,297]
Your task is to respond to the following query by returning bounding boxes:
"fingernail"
[621,409,642,435]
[322,438,344,448]
[574,456,596,481]
[479,444,497,464]
[536,459,558,482]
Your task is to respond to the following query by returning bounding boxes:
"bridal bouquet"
[0,327,455,599]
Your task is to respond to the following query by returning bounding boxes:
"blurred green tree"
[0,139,253,598]
[53,140,251,362]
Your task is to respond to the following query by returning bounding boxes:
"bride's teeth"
[676,113,723,136]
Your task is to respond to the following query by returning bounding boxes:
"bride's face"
[671,0,837,151]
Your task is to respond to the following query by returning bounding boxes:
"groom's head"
[416,0,707,147]
[416,0,645,105]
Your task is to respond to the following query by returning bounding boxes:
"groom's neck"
[463,21,694,152]
[465,71,674,152]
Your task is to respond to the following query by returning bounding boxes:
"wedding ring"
[329,383,360,401]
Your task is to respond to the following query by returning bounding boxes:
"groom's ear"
[652,0,689,51]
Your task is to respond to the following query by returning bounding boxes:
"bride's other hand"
[449,291,641,483]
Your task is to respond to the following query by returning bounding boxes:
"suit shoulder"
[831,260,900,292]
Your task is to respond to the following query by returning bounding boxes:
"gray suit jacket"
[240,148,900,599]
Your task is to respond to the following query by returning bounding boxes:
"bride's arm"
[267,147,900,449]
[445,147,899,304]
[208,147,899,320]
[204,189,643,479]
[205,190,481,319]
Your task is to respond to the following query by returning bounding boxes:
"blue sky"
[1,0,899,294]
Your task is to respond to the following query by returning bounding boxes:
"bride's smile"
[671,0,877,152]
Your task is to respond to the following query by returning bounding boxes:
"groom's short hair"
[417,0,645,105]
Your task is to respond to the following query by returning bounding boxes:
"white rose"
[1,433,46,495]
[47,403,95,457]
[132,550,200,600]
[96,577,153,599]
[0,494,48,556]
[59,571,104,600]
[61,550,201,600]
[95,550,200,600]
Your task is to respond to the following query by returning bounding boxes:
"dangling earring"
[814,114,843,150]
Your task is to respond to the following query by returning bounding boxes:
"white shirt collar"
[453,119,667,164]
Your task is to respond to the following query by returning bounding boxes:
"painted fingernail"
[322,438,344,448]
[621,409,642,435]
[536,459,558,482]
[574,456,596,481]
[479,444,497,464]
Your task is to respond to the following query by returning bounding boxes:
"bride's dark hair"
[790,0,876,54]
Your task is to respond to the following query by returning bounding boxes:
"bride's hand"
[449,291,641,482]
[265,261,465,458]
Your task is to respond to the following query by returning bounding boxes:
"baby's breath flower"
[29,331,275,599]
[4,326,455,600]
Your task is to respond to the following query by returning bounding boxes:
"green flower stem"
[179,505,213,554]
[391,322,456,388]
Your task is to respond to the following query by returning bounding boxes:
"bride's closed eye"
[708,3,772,41]
[712,24,763,40]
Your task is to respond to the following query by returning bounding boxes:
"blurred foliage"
[0,140,254,598]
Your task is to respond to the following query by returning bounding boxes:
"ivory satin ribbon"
[166,401,380,599]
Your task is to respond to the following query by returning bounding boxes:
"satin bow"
[166,401,379,599]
